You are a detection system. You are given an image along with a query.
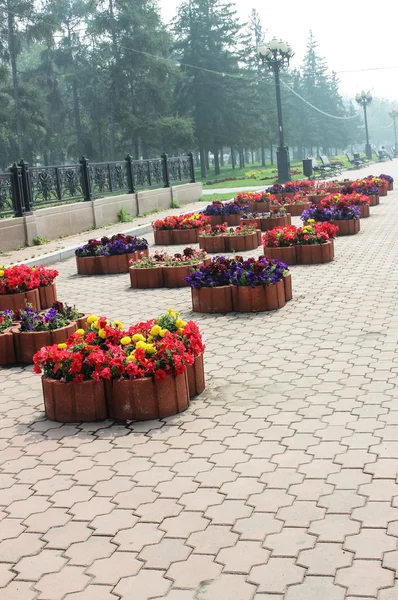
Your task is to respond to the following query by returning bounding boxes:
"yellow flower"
[76,329,85,336]
[159,329,168,337]
[150,324,162,337]
[175,318,187,329]
[113,320,123,329]
[135,340,147,350]
[98,329,107,339]
[307,219,315,224]
[145,343,157,355]
[126,352,137,363]
[0,270,4,277]
[57,343,67,350]
[91,320,99,329]
[167,308,176,318]
[120,336,131,346]
[147,335,153,342]
[132,333,146,343]
[87,314,99,325]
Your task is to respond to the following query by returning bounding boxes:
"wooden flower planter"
[105,372,189,420]
[283,192,296,200]
[192,286,233,313]
[261,215,292,232]
[75,314,91,331]
[231,280,285,312]
[224,232,258,252]
[13,322,77,364]
[378,184,388,197]
[388,182,394,191]
[209,215,224,227]
[285,202,311,217]
[309,194,327,204]
[0,289,40,312]
[296,240,334,264]
[187,353,206,398]
[38,283,57,309]
[264,246,297,265]
[331,219,360,236]
[76,253,138,275]
[225,214,241,226]
[42,378,107,422]
[358,205,370,218]
[255,200,270,212]
[199,235,225,254]
[172,229,199,245]
[154,229,173,245]
[0,330,16,366]
[163,263,202,288]
[369,195,379,206]
[283,274,292,302]
[130,267,164,289]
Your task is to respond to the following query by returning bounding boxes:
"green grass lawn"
[199,192,238,203]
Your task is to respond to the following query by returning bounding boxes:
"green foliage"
[118,208,133,223]
[32,235,49,245]
[171,200,181,209]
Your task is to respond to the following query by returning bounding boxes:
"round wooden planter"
[172,229,199,245]
[154,229,173,245]
[191,286,233,313]
[105,372,189,420]
[187,353,206,398]
[283,192,296,200]
[224,232,258,252]
[261,215,292,232]
[42,378,107,422]
[285,202,311,217]
[13,322,77,364]
[0,289,40,312]
[38,283,57,309]
[283,274,293,302]
[388,182,394,191]
[225,214,241,226]
[0,330,16,366]
[231,280,285,312]
[369,195,380,206]
[358,204,370,218]
[309,194,327,204]
[378,184,388,197]
[130,266,164,289]
[76,254,137,275]
[199,235,225,254]
[255,200,270,212]
[264,246,297,265]
[208,215,224,227]
[331,219,360,236]
[75,313,91,331]
[296,240,334,264]
[163,263,202,288]
[240,218,260,228]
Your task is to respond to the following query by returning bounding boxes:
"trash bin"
[302,159,313,178]
[353,153,360,161]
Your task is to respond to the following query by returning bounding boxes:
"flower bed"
[75,234,149,275]
[203,201,247,227]
[152,213,210,245]
[130,249,208,289]
[0,310,16,366]
[235,191,276,213]
[263,222,338,265]
[0,265,59,311]
[34,310,205,421]
[321,193,370,219]
[301,204,360,236]
[186,256,290,313]
[12,305,79,364]
[199,224,260,253]
[380,174,394,191]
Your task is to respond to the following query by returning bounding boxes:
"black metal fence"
[0,152,195,218]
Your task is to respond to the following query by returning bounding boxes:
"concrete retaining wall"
[0,183,202,252]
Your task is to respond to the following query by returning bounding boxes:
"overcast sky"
[159,0,398,103]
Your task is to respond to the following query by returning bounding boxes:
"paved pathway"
[202,186,264,195]
[2,163,398,599]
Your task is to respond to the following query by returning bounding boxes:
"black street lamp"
[257,38,294,184]
[389,110,398,157]
[355,91,373,160]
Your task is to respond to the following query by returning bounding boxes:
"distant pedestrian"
[380,146,393,160]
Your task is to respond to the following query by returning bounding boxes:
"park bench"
[320,155,342,176]
[310,158,333,179]
[346,153,361,168]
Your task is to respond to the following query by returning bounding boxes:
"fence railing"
[0,152,195,218]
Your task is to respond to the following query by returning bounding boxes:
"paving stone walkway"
[1,162,398,599]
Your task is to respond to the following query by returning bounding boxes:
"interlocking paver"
[308,514,360,541]
[14,550,67,580]
[233,513,283,541]
[264,528,316,557]
[199,573,257,600]
[187,524,238,554]
[335,559,394,596]
[138,538,191,569]
[216,540,270,573]
[344,528,398,558]
[113,522,164,551]
[297,542,353,575]
[34,566,91,599]
[166,554,222,588]
[87,551,142,584]
[284,577,346,600]
[249,558,305,593]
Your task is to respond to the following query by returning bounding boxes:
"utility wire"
[280,81,360,120]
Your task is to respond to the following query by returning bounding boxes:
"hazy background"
[160,0,398,101]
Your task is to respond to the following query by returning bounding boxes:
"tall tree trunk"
[134,139,139,160]
[108,0,119,160]
[142,141,149,159]
[199,146,206,178]
[231,146,235,169]
[261,144,266,167]
[205,150,210,171]
[220,147,224,167]
[214,148,220,175]
[7,5,23,157]
[251,151,254,164]
[270,144,273,166]
[67,24,83,158]
[239,147,244,169]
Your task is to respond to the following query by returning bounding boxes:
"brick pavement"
[1,163,398,598]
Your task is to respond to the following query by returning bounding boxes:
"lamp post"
[355,91,373,160]
[389,110,398,157]
[257,38,294,183]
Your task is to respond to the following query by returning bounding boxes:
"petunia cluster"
[263,222,338,248]
[152,213,210,231]
[19,303,80,332]
[0,309,13,334]
[75,233,148,257]
[0,264,58,295]
[301,204,360,222]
